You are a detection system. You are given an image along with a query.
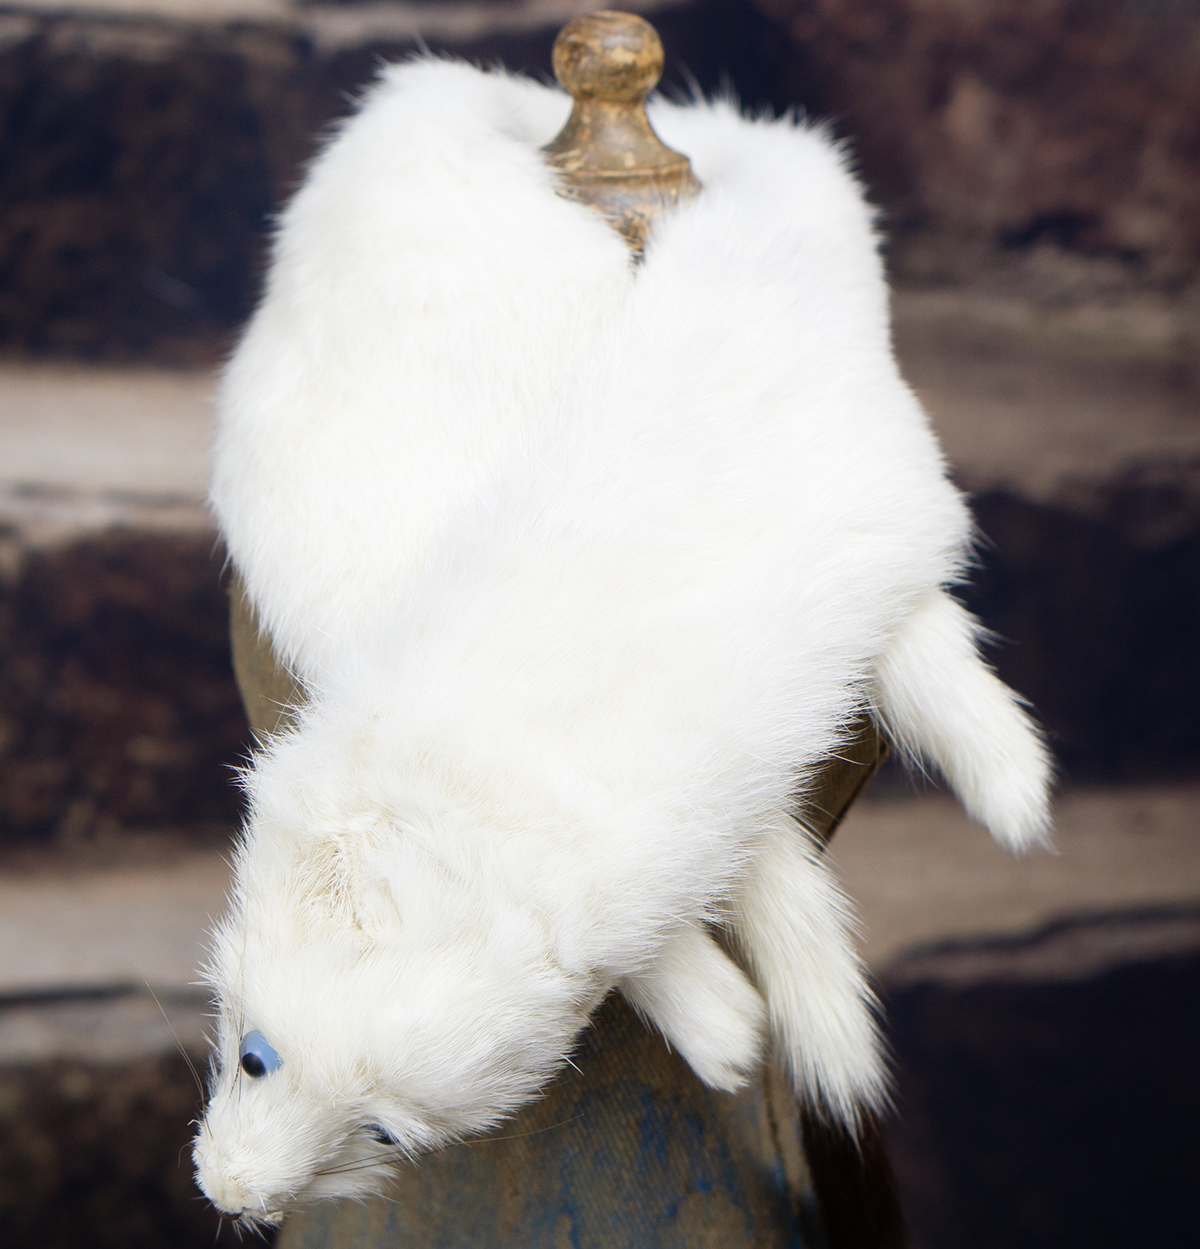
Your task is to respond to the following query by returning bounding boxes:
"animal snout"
[194,1139,281,1218]
[196,1157,253,1216]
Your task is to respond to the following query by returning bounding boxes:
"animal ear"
[352,873,402,935]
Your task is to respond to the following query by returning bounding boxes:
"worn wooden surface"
[542,11,701,255]
[228,571,303,740]
[279,993,829,1249]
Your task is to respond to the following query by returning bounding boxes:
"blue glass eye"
[239,1030,281,1078]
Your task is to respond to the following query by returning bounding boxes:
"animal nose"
[196,1155,252,1216]
[206,1179,247,1216]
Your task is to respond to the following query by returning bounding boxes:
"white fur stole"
[197,59,1052,1220]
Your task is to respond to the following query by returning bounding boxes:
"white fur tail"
[731,820,888,1133]
[874,588,1053,851]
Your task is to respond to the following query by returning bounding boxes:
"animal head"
[192,772,596,1222]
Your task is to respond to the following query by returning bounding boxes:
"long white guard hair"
[198,58,1052,1221]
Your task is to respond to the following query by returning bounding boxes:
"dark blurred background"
[0,2,1197,1246]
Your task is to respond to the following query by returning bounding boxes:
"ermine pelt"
[196,57,1052,1223]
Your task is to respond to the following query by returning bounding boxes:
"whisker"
[236,919,249,1105]
[312,1156,401,1179]
[312,1149,402,1178]
[473,1113,584,1144]
[145,981,205,1101]
[312,1111,587,1179]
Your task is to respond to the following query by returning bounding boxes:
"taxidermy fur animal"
[196,58,1052,1221]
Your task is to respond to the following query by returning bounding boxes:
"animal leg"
[619,921,766,1093]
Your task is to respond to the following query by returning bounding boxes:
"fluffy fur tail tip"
[875,589,1054,851]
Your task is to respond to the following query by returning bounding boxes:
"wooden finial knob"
[552,9,662,102]
[543,10,701,255]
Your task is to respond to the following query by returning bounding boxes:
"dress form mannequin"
[228,14,905,1247]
